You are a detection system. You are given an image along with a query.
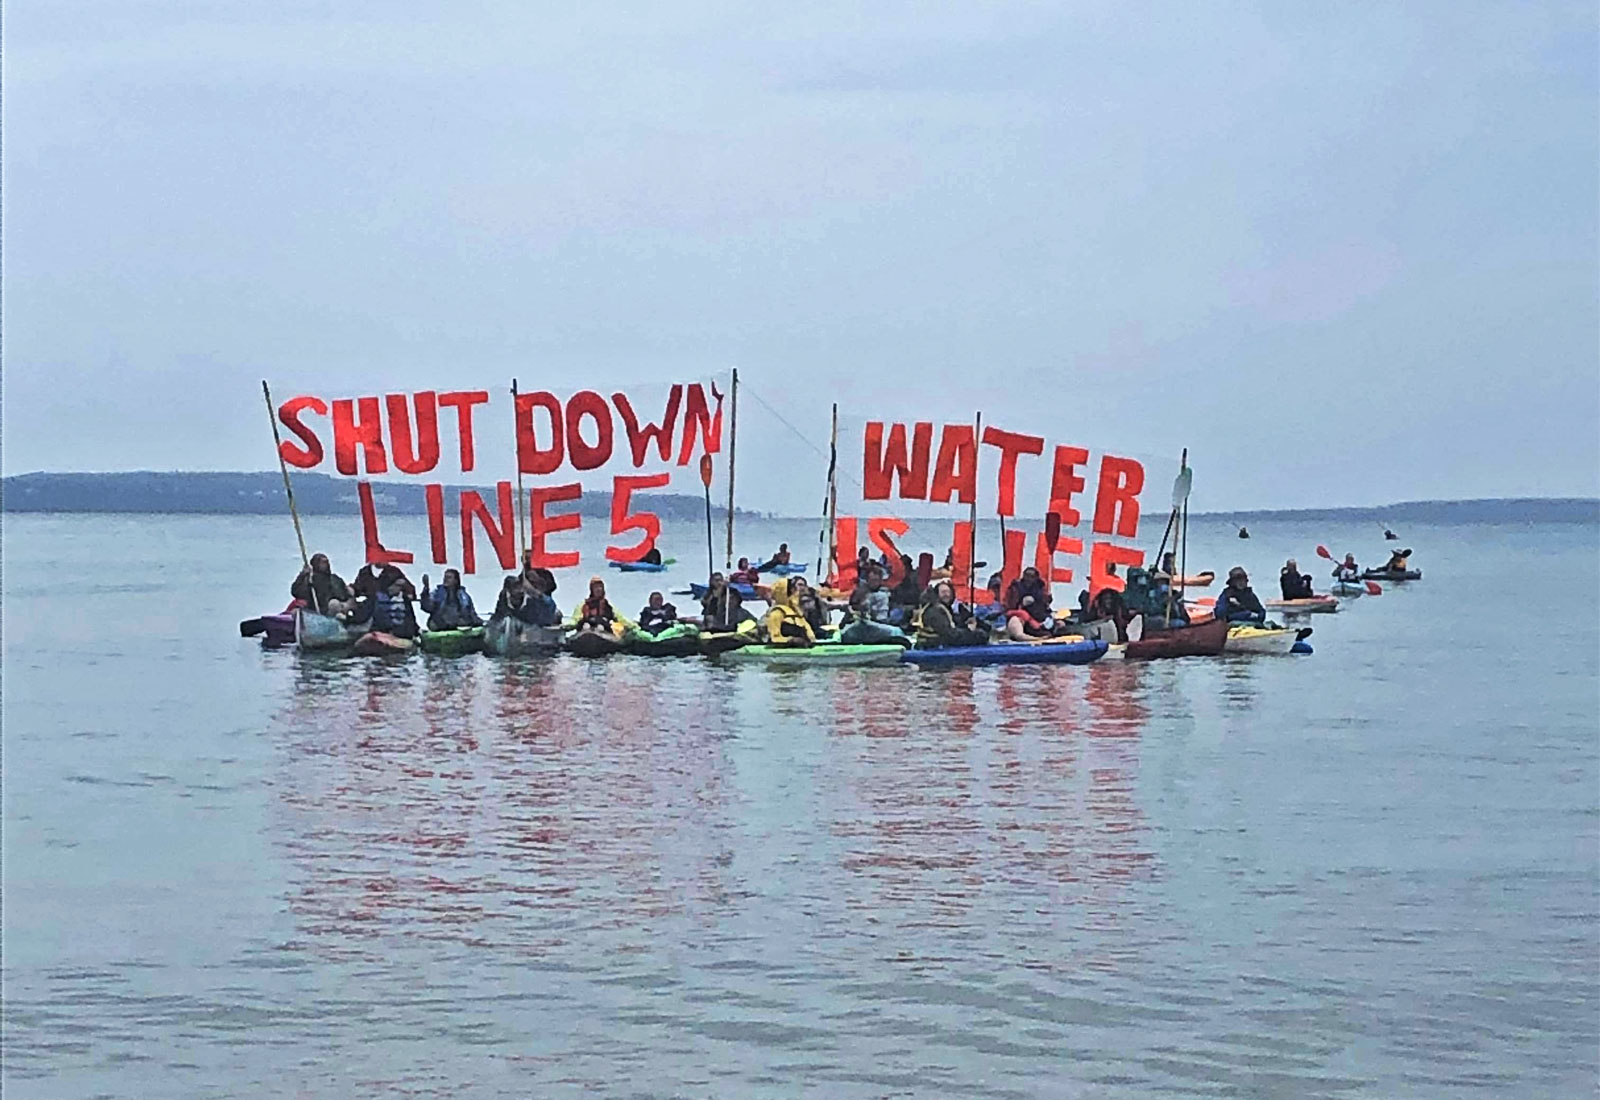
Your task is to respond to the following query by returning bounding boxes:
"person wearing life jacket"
[916,581,989,649]
[1383,548,1412,573]
[789,576,834,638]
[841,563,911,646]
[729,557,760,585]
[1004,566,1055,639]
[1280,560,1314,600]
[420,569,482,631]
[1216,567,1267,623]
[369,575,420,638]
[1332,553,1360,582]
[572,577,625,635]
[762,577,816,647]
[638,592,679,635]
[291,554,354,617]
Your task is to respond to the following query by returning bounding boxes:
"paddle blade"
[1365,580,1383,596]
[1315,544,1333,560]
[1171,465,1193,508]
[239,618,265,637]
[698,455,714,488]
[1044,511,1062,551]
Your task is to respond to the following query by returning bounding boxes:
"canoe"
[1264,596,1339,614]
[1361,568,1421,581]
[626,622,703,657]
[902,638,1107,667]
[295,609,362,651]
[609,558,676,573]
[1225,623,1312,655]
[352,630,414,657]
[700,630,755,655]
[567,628,626,658]
[482,618,564,656]
[419,626,485,656]
[1124,616,1229,659]
[719,643,904,668]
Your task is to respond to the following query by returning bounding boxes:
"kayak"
[1264,596,1340,614]
[482,617,564,656]
[1172,571,1216,589]
[295,609,362,651]
[1125,616,1229,659]
[610,558,676,573]
[719,643,904,668]
[1225,623,1312,655]
[567,628,627,658]
[1361,568,1421,582]
[419,626,485,656]
[902,638,1107,667]
[240,610,298,647]
[626,622,702,657]
[352,630,414,657]
[763,562,809,575]
[1329,581,1366,597]
[689,581,770,602]
[699,630,755,655]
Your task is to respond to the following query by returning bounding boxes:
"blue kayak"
[763,562,809,575]
[690,581,760,600]
[900,638,1107,667]
[609,558,675,573]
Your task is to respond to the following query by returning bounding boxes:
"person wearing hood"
[842,563,911,646]
[1004,566,1055,639]
[1215,567,1266,623]
[572,577,627,636]
[638,592,679,635]
[420,569,482,631]
[763,577,816,647]
[916,581,989,648]
[790,576,834,638]
[1280,560,1314,600]
[291,554,354,617]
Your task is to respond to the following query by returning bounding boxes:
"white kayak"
[1226,623,1312,655]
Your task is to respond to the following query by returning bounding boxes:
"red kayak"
[1124,616,1229,660]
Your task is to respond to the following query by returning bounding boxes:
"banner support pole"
[511,379,526,564]
[968,410,982,599]
[724,367,738,568]
[262,380,309,570]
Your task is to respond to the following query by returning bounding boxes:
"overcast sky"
[4,1,1596,514]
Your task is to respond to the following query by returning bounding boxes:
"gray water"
[3,513,1597,1098]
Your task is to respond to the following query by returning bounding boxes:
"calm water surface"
[4,514,1597,1098]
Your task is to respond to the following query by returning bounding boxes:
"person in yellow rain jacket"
[763,577,816,647]
[569,577,633,638]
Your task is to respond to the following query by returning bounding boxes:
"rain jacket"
[763,578,816,646]
[421,583,481,630]
[291,570,350,615]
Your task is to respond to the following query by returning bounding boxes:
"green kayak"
[626,623,703,657]
[719,643,904,668]
[419,626,485,656]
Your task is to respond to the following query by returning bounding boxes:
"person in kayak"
[572,577,623,635]
[755,543,792,572]
[1004,566,1056,639]
[369,575,420,638]
[490,577,547,627]
[1216,567,1267,623]
[729,557,760,584]
[790,576,834,638]
[291,554,354,617]
[974,572,1009,633]
[842,563,911,646]
[641,546,664,566]
[352,561,412,602]
[637,592,679,635]
[420,569,482,631]
[1384,528,1399,540]
[887,554,922,617]
[1238,526,1250,539]
[518,551,558,601]
[1085,585,1133,643]
[763,577,816,647]
[1332,553,1360,582]
[1382,548,1412,573]
[916,581,989,648]
[702,584,756,633]
[850,546,874,586]
[1279,559,1314,600]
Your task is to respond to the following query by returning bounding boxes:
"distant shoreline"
[1,471,1595,525]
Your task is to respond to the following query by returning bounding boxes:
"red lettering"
[999,527,1028,590]
[1093,455,1145,537]
[276,396,326,469]
[981,427,1044,517]
[565,390,614,471]
[386,391,440,475]
[606,473,671,561]
[867,517,911,584]
[516,391,564,475]
[437,390,489,473]
[460,482,517,574]
[677,383,724,465]
[1034,532,1083,590]
[613,387,681,467]
[333,397,388,476]
[528,483,582,569]
[928,424,977,505]
[831,516,860,587]
[1048,445,1090,527]
[1089,542,1145,599]
[358,481,413,565]
[948,520,979,603]
[862,422,933,500]
[425,483,447,564]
